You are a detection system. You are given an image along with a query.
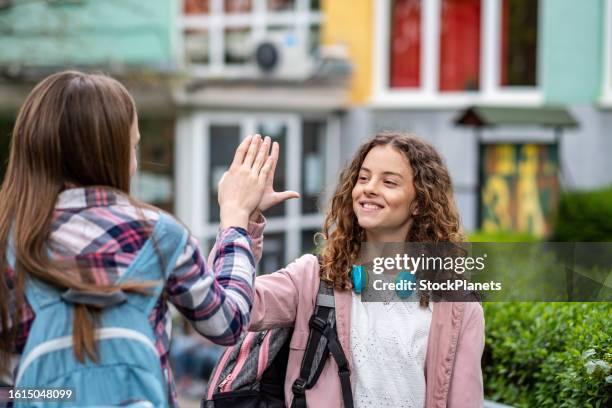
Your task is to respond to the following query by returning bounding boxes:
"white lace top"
[350,292,433,408]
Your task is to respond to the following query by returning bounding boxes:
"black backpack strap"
[291,258,353,408]
[323,322,353,408]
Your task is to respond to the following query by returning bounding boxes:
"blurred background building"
[1,0,612,271]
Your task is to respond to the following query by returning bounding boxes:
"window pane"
[225,27,252,64]
[225,0,252,13]
[184,0,210,14]
[133,119,175,213]
[500,0,538,86]
[389,0,421,88]
[301,229,320,255]
[257,121,287,217]
[267,0,295,12]
[259,232,286,275]
[301,120,325,214]
[185,29,210,65]
[310,0,320,11]
[439,0,481,91]
[208,125,241,222]
[309,24,321,57]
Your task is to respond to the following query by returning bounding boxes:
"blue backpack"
[8,213,187,408]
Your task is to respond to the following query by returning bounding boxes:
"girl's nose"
[363,179,379,195]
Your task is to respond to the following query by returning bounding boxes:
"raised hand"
[218,135,273,229]
[257,140,300,213]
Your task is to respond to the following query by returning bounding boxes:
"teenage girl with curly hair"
[246,133,484,408]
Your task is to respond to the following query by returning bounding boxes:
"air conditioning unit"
[254,31,314,80]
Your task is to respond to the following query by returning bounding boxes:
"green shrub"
[553,188,612,242]
[483,303,611,407]
[469,230,539,243]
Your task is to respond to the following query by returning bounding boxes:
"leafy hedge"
[483,303,611,408]
[553,188,612,242]
[469,230,539,243]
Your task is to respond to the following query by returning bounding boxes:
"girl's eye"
[385,180,398,186]
[358,176,368,182]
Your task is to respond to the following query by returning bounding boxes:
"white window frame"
[179,0,323,78]
[373,0,544,108]
[601,0,612,105]
[175,111,341,264]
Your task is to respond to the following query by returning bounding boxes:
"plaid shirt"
[2,187,262,407]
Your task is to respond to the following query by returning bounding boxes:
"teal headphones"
[351,265,367,294]
[351,265,416,298]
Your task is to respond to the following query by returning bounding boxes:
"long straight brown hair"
[0,71,154,374]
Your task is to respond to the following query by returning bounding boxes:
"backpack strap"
[291,258,354,408]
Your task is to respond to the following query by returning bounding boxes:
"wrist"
[220,208,250,230]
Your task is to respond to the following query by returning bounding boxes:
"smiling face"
[351,144,417,242]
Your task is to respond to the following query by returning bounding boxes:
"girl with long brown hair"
[247,133,485,407]
[0,70,294,407]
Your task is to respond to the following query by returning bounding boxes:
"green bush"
[553,188,612,242]
[483,303,612,407]
[469,230,539,243]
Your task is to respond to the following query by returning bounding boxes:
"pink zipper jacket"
[210,216,485,407]
[249,254,485,408]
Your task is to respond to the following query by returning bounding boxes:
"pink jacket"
[234,217,484,408]
[249,254,485,408]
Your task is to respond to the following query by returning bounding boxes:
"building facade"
[1,0,611,270]
[326,0,612,236]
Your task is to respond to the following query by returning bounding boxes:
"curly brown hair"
[319,133,465,298]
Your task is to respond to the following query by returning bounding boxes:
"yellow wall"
[322,0,373,104]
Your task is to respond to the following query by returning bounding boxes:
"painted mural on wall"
[480,143,559,237]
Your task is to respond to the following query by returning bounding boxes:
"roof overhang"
[455,106,578,128]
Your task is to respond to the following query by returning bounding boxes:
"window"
[176,112,340,266]
[258,232,286,274]
[389,0,422,88]
[301,120,326,214]
[180,0,323,76]
[131,119,175,213]
[225,0,251,13]
[377,0,541,105]
[208,124,241,222]
[267,0,294,12]
[257,120,288,216]
[500,0,538,87]
[438,0,481,91]
[301,228,320,254]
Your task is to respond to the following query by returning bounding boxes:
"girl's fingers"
[243,134,262,168]
[267,142,279,182]
[230,135,253,169]
[258,155,274,184]
[252,136,271,173]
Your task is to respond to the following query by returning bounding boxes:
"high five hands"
[217,134,300,230]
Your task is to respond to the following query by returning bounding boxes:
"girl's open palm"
[217,135,274,229]
[258,141,300,212]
